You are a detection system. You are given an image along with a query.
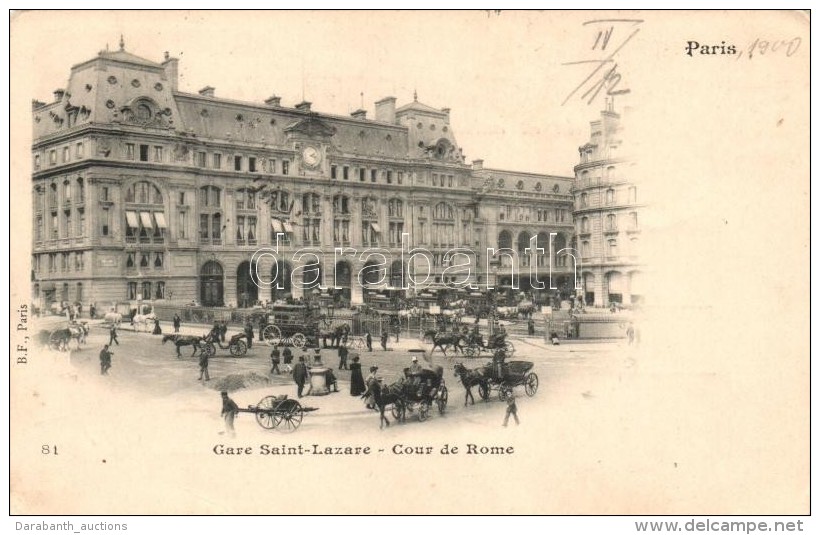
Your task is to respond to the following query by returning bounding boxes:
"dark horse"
[162,334,205,358]
[453,362,489,406]
[330,324,350,348]
[423,330,463,356]
[364,379,404,429]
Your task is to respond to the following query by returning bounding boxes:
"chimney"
[162,53,179,92]
[53,89,65,102]
[32,99,46,110]
[375,96,396,123]
[472,159,484,170]
[351,109,367,120]
[198,86,215,98]
[295,101,312,112]
[264,95,282,107]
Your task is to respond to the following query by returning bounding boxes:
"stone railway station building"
[30,44,641,311]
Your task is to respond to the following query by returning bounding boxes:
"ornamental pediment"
[284,115,337,139]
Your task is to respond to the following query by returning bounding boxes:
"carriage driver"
[409,356,423,374]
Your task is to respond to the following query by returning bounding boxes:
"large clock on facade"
[302,146,321,168]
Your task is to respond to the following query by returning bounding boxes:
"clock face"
[302,146,321,167]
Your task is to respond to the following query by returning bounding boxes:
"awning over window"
[283,221,294,234]
[371,223,381,233]
[125,211,139,228]
[271,219,284,233]
[154,212,167,229]
[140,212,153,230]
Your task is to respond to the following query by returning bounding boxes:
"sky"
[11,10,634,177]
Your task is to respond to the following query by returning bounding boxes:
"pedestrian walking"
[198,350,210,382]
[270,346,281,375]
[244,321,254,349]
[380,331,388,351]
[152,317,162,335]
[108,323,119,346]
[527,318,535,336]
[220,321,228,343]
[363,366,379,409]
[90,303,96,319]
[173,314,181,333]
[282,346,293,373]
[99,344,112,375]
[365,331,373,352]
[293,356,308,398]
[626,323,635,345]
[502,390,520,427]
[338,344,349,370]
[220,391,239,437]
[349,355,365,396]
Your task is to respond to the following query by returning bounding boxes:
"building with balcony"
[31,42,575,311]
[572,100,644,307]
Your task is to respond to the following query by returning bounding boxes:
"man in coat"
[244,321,254,349]
[173,314,181,333]
[108,324,119,346]
[220,391,239,437]
[338,344,349,370]
[199,350,210,382]
[293,356,308,398]
[99,344,112,375]
[365,331,373,352]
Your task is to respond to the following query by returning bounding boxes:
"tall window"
[154,146,163,162]
[629,211,638,229]
[282,160,289,175]
[235,189,256,210]
[35,216,43,241]
[249,157,257,173]
[101,207,110,237]
[359,168,366,182]
[388,199,403,218]
[125,181,165,243]
[581,216,590,233]
[76,142,84,159]
[606,188,615,205]
[432,202,455,247]
[334,195,351,245]
[178,211,187,239]
[606,214,617,231]
[582,240,591,258]
[302,193,321,245]
[331,165,337,179]
[343,166,349,180]
[199,186,222,245]
[195,151,207,167]
[389,222,404,246]
[370,169,377,183]
[78,209,85,237]
[77,177,84,202]
[212,153,222,169]
[139,144,149,162]
[234,155,242,171]
[270,190,291,214]
[580,192,589,208]
[360,197,378,247]
[628,186,637,203]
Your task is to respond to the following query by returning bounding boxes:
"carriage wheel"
[278,401,304,432]
[391,400,405,422]
[418,401,430,422]
[437,386,448,415]
[204,343,216,357]
[292,333,307,349]
[254,396,279,429]
[263,325,282,347]
[230,340,247,357]
[464,345,477,358]
[478,382,490,401]
[524,373,539,397]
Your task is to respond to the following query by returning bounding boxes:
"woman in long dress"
[349,355,366,396]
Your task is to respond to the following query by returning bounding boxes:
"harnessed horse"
[422,330,464,356]
[453,362,489,405]
[162,334,205,358]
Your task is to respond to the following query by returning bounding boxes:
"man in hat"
[365,330,373,352]
[198,349,210,382]
[220,391,239,437]
[338,343,349,370]
[380,330,388,351]
[409,355,423,374]
[270,345,281,375]
[108,323,119,346]
[99,344,112,375]
[293,356,308,398]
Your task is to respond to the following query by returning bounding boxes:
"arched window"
[580,192,588,208]
[333,195,351,245]
[433,202,454,220]
[581,240,591,258]
[269,190,291,213]
[333,195,350,215]
[127,181,163,205]
[432,202,455,246]
[606,165,615,179]
[606,188,615,205]
[581,216,590,233]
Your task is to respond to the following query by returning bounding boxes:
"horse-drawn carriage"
[202,331,249,357]
[453,358,538,405]
[365,367,448,428]
[46,321,89,351]
[462,332,515,358]
[258,304,330,348]
[478,360,539,401]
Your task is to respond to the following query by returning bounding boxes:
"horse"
[453,362,489,405]
[162,334,205,358]
[364,379,405,429]
[104,312,123,325]
[132,313,157,332]
[330,324,350,348]
[422,330,463,356]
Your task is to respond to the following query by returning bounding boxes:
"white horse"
[104,312,123,325]
[132,313,158,332]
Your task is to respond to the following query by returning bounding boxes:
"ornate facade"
[572,101,644,307]
[31,44,576,310]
